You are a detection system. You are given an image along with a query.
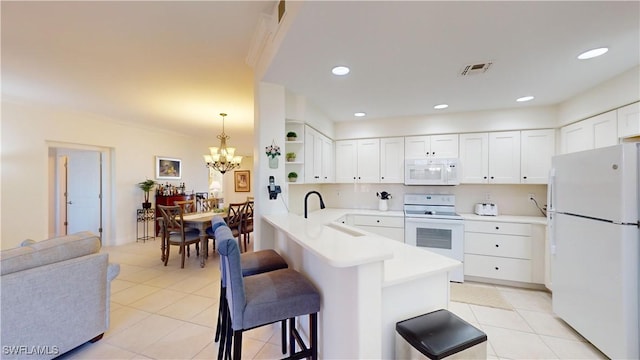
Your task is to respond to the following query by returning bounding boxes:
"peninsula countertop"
[263,208,461,287]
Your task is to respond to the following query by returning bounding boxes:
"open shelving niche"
[285,120,305,184]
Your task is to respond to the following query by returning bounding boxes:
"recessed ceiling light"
[516,96,535,102]
[354,112,366,117]
[331,66,350,76]
[577,47,609,60]
[434,104,449,110]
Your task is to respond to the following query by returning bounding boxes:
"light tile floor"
[59,238,606,360]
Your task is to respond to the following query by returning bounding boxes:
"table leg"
[200,230,207,268]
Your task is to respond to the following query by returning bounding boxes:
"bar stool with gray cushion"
[209,216,289,359]
[214,222,320,360]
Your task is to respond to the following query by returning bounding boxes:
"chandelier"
[203,113,242,174]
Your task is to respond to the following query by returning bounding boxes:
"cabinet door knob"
[523,176,527,179]
[495,226,499,230]
[376,220,380,223]
[381,176,385,179]
[483,176,488,179]
[495,267,500,270]
[491,176,494,179]
[495,244,499,247]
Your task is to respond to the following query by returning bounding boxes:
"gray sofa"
[0,232,120,359]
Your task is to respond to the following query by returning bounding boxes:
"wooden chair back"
[201,198,219,212]
[158,205,186,237]
[174,199,197,214]
[226,202,247,237]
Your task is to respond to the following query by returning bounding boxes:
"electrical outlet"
[528,193,536,201]
[485,193,491,201]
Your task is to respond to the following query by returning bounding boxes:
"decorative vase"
[287,137,296,141]
[269,157,279,169]
[289,177,297,182]
[142,201,152,209]
[287,156,295,162]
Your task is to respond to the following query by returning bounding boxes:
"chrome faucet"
[304,191,325,218]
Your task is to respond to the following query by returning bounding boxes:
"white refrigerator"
[548,143,639,359]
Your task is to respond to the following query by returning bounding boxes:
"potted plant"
[286,152,296,162]
[286,131,297,141]
[288,172,298,182]
[138,179,156,209]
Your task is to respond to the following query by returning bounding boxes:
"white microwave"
[404,158,460,185]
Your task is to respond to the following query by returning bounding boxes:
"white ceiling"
[3,1,640,153]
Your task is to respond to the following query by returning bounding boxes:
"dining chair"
[174,199,199,253]
[201,197,220,256]
[201,197,219,212]
[158,205,201,268]
[174,199,197,213]
[241,200,254,252]
[214,221,320,360]
[225,202,247,252]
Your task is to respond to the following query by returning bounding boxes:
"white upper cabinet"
[335,139,380,183]
[560,110,618,154]
[489,131,521,184]
[460,131,522,184]
[617,102,640,138]
[560,120,592,154]
[521,129,555,184]
[405,134,458,158]
[459,133,489,183]
[591,111,618,149]
[321,136,334,182]
[304,126,334,183]
[380,137,405,183]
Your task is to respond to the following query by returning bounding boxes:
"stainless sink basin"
[324,222,365,237]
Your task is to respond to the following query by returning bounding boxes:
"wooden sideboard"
[155,194,195,236]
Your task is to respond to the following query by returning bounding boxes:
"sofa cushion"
[0,231,101,276]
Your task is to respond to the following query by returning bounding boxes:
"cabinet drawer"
[464,254,532,282]
[352,215,404,228]
[465,233,532,259]
[465,221,531,236]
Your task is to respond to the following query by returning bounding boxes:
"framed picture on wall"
[234,170,250,192]
[156,156,181,180]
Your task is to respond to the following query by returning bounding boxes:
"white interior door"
[66,150,102,236]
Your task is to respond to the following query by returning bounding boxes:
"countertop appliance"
[405,158,460,186]
[404,194,464,282]
[548,143,639,359]
[474,203,498,216]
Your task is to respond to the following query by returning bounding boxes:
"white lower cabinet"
[349,215,404,243]
[464,220,545,285]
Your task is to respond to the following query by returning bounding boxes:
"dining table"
[159,210,226,268]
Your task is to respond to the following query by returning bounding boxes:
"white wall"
[557,65,640,126]
[1,100,211,249]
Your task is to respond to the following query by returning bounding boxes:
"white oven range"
[404,194,464,282]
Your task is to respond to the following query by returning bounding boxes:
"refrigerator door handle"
[547,167,556,213]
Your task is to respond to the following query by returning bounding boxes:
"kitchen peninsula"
[262,209,460,359]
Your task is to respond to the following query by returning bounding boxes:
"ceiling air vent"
[459,61,493,76]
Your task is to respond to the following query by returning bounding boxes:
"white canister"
[378,199,388,211]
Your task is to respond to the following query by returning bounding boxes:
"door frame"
[48,141,113,245]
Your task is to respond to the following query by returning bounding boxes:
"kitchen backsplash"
[288,183,548,217]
